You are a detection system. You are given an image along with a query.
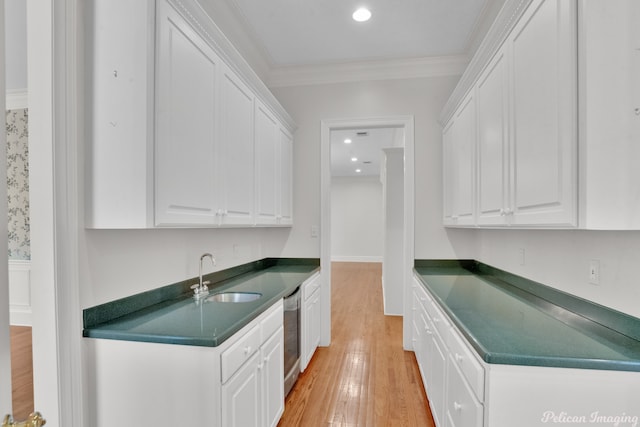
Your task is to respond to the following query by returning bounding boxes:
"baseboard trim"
[331,256,383,263]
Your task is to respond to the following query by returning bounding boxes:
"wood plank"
[9,325,34,421]
[279,262,435,426]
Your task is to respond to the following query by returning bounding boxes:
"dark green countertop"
[414,260,640,372]
[83,258,319,347]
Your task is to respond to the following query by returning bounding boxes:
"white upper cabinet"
[443,92,476,226]
[278,127,294,225]
[476,47,509,226]
[442,0,580,228]
[85,0,295,229]
[154,0,220,226]
[255,101,279,225]
[218,65,256,226]
[84,0,155,228]
[508,0,576,226]
[578,0,640,229]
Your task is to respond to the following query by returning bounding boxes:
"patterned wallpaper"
[6,108,30,260]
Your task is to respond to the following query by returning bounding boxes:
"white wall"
[4,0,27,92]
[476,229,640,319]
[272,77,477,262]
[79,228,291,308]
[330,176,383,262]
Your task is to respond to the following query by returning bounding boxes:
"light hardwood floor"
[9,325,34,421]
[279,262,435,426]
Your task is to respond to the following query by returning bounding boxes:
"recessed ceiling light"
[351,157,358,162]
[344,138,352,144]
[355,169,362,173]
[352,7,371,22]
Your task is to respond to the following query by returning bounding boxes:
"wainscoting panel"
[9,260,31,326]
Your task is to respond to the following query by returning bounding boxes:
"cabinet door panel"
[429,332,447,427]
[477,49,509,225]
[222,352,261,427]
[255,103,278,224]
[510,0,576,226]
[442,122,455,225]
[452,94,476,226]
[278,128,293,225]
[155,2,219,226]
[220,68,255,225]
[262,328,284,427]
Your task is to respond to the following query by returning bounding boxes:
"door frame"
[1,0,12,414]
[320,116,415,349]
[26,0,83,425]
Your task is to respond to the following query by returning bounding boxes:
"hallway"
[278,262,435,426]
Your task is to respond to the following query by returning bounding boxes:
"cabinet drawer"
[414,283,430,313]
[448,326,485,401]
[446,357,483,427]
[261,300,283,341]
[221,324,261,384]
[303,275,321,301]
[425,298,450,339]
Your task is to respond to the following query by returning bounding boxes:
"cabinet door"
[222,352,261,427]
[219,66,255,225]
[509,0,577,226]
[442,121,456,225]
[155,0,220,226]
[428,332,448,427]
[477,47,509,225]
[255,101,279,225]
[451,93,476,226]
[262,327,284,427]
[278,127,293,225]
[302,287,321,370]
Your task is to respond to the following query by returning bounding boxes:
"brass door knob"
[2,412,46,427]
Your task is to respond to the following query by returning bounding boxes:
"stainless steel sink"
[206,292,262,303]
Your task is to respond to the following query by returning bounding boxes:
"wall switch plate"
[589,259,600,285]
[518,248,525,266]
[311,225,319,238]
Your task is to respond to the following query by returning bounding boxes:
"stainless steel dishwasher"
[283,286,301,396]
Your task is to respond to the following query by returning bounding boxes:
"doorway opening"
[320,116,415,350]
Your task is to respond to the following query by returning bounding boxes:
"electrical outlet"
[518,248,525,266]
[589,259,600,285]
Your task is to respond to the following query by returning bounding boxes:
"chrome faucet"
[191,253,215,299]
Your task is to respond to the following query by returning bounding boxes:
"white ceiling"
[207,0,506,177]
[221,0,495,67]
[331,128,402,177]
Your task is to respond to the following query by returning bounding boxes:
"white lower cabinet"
[412,274,640,427]
[222,351,262,427]
[261,329,285,427]
[86,299,284,427]
[446,358,483,427]
[222,326,284,427]
[301,272,321,371]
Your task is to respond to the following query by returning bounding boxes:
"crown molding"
[439,0,534,125]
[266,55,469,88]
[6,89,28,110]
